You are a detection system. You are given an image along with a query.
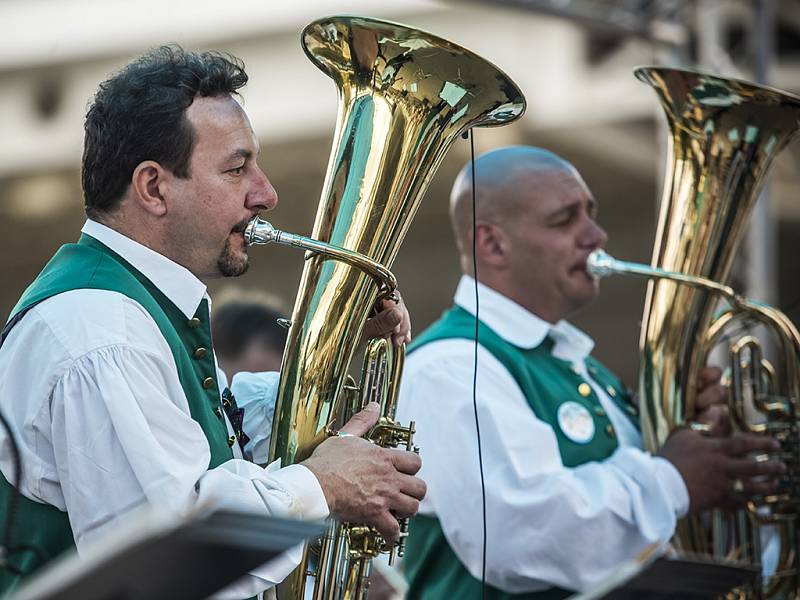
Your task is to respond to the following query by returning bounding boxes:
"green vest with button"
[0,234,235,595]
[404,305,638,600]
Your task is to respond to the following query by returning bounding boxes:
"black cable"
[0,317,51,576]
[0,408,21,568]
[466,129,488,599]
[0,409,50,575]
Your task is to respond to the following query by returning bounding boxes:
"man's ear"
[131,160,169,217]
[475,222,511,268]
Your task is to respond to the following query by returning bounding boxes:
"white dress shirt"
[0,220,328,599]
[396,275,689,593]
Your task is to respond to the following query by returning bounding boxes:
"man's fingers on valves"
[723,434,780,457]
[391,448,422,475]
[375,513,402,544]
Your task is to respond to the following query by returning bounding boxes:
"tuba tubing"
[598,67,800,599]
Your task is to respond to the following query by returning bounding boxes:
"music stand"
[9,506,325,600]
[569,544,759,600]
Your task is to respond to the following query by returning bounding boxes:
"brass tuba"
[246,15,525,599]
[587,67,800,598]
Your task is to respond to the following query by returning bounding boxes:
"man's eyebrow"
[547,200,581,219]
[549,196,597,218]
[225,148,254,163]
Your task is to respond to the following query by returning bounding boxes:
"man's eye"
[553,214,575,227]
[228,165,245,175]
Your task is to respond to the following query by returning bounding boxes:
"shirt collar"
[453,275,595,361]
[82,219,209,319]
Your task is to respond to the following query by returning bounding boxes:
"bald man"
[395,146,784,599]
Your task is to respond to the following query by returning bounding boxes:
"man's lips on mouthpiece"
[571,261,587,273]
[570,259,597,279]
[231,220,250,235]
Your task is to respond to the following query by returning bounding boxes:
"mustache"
[231,218,251,234]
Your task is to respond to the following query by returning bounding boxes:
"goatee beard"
[217,237,249,277]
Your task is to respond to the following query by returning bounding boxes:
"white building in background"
[0,0,672,178]
[1,0,799,382]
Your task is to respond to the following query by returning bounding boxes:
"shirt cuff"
[650,456,690,518]
[265,461,330,521]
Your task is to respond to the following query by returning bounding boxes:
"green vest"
[404,306,638,600]
[0,234,235,596]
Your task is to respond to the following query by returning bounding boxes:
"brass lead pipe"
[245,217,398,297]
[587,249,739,302]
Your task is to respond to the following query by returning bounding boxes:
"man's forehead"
[514,165,585,194]
[186,96,256,144]
[186,96,252,132]
[513,168,594,214]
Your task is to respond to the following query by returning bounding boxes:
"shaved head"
[450,146,578,264]
[447,145,607,322]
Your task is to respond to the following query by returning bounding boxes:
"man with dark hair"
[212,293,288,378]
[396,146,783,599]
[0,46,423,598]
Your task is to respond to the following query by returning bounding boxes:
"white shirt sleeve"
[0,290,328,598]
[396,339,688,594]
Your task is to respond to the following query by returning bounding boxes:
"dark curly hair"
[81,45,248,218]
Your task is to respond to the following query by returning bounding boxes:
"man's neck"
[94,214,185,269]
[471,273,561,324]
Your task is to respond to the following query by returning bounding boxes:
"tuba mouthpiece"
[586,249,615,278]
[244,217,279,246]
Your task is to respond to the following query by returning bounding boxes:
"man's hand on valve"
[363,290,412,347]
[692,366,732,437]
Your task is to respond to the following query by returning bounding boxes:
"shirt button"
[578,383,592,397]
[606,424,616,438]
[187,317,201,328]
[571,365,581,375]
[605,385,617,397]
[594,406,606,417]
[202,377,215,389]
[227,435,236,447]
[194,347,208,359]
[214,407,222,418]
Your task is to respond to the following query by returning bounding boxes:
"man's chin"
[217,252,249,278]
[222,262,249,278]
[566,278,600,312]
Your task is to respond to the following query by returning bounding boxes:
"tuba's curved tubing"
[589,249,800,594]
[587,250,800,424]
[589,65,800,599]
[592,65,800,599]
[245,217,398,298]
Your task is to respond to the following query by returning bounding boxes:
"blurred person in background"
[209,289,289,467]
[0,46,422,599]
[396,145,784,599]
[212,289,289,378]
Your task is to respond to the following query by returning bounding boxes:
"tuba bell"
[588,67,800,598]
[246,15,525,599]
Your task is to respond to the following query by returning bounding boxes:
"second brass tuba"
[588,67,800,598]
[248,15,525,599]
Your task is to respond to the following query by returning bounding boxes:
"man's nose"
[246,166,278,211]
[581,217,608,249]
